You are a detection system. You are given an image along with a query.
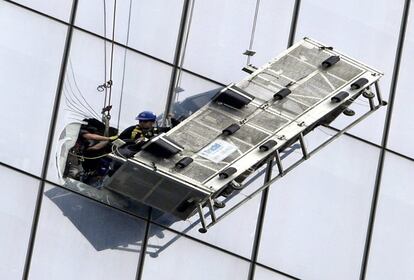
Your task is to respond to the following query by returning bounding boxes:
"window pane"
[141,224,250,280]
[183,0,257,84]
[249,0,294,66]
[174,71,222,105]
[28,184,145,280]
[0,1,67,175]
[387,5,414,159]
[0,165,38,280]
[11,0,73,22]
[258,136,380,280]
[296,0,404,144]
[255,266,294,280]
[75,0,184,62]
[365,153,414,280]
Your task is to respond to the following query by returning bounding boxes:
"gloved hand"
[109,135,118,141]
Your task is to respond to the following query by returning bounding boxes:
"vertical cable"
[359,0,411,279]
[117,0,133,130]
[21,1,79,279]
[246,0,261,65]
[107,0,117,109]
[103,0,108,110]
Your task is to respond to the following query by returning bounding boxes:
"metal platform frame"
[196,81,385,233]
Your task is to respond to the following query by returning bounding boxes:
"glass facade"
[1,0,413,279]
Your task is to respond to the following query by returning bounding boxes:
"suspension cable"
[246,0,261,65]
[102,0,108,111]
[98,0,117,136]
[107,0,117,110]
[117,0,133,130]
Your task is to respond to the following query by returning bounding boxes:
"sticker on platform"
[198,139,237,163]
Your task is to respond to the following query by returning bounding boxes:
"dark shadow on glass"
[45,187,182,257]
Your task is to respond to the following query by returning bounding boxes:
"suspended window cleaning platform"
[100,38,385,232]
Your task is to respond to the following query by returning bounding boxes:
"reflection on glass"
[29,184,145,280]
[183,0,257,83]
[75,0,184,62]
[296,0,404,144]
[248,0,294,66]
[365,153,414,280]
[11,0,73,21]
[258,136,380,280]
[387,5,414,158]
[0,166,38,280]
[0,2,67,175]
[255,265,294,280]
[141,224,250,280]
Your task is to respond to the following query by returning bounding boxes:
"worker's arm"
[82,133,117,141]
[87,140,110,151]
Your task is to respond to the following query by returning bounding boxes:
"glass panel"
[151,168,266,258]
[258,135,380,280]
[365,153,414,280]
[173,71,222,106]
[75,0,184,62]
[296,0,405,144]
[387,5,414,159]
[46,29,170,218]
[0,165,38,280]
[28,184,145,280]
[255,266,294,280]
[183,0,257,84]
[0,1,67,175]
[141,224,250,280]
[249,0,295,66]
[12,0,73,22]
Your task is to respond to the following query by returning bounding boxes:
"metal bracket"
[243,49,256,56]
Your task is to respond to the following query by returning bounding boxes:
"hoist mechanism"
[58,38,385,233]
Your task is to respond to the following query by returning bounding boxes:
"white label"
[198,139,237,163]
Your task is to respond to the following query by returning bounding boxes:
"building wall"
[0,0,413,279]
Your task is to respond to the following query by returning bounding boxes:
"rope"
[69,151,111,160]
[102,0,108,110]
[68,60,100,118]
[246,0,261,65]
[117,0,133,130]
[107,0,117,110]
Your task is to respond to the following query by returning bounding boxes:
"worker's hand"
[109,135,118,141]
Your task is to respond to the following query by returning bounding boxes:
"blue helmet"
[136,111,156,121]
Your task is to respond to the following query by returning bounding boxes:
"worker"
[119,111,162,142]
[119,111,180,151]
[65,122,117,184]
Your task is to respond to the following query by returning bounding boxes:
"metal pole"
[359,0,411,279]
[287,0,301,48]
[161,0,192,126]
